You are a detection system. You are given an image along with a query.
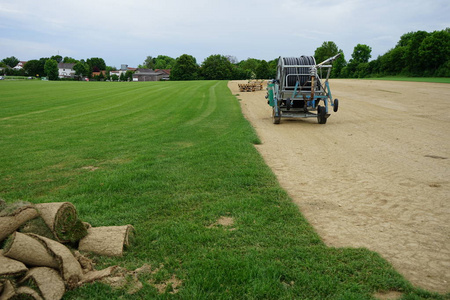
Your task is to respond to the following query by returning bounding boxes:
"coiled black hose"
[281,56,316,88]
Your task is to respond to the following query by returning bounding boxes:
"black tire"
[286,98,291,110]
[317,105,327,124]
[333,99,339,112]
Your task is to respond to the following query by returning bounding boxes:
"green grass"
[365,76,450,83]
[0,80,446,299]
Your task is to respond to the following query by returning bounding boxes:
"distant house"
[109,65,135,79]
[132,69,167,81]
[58,63,76,78]
[13,61,27,70]
[91,71,107,77]
[155,69,171,80]
[109,70,121,78]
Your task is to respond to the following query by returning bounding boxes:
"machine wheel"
[272,107,281,124]
[286,98,291,110]
[333,99,339,112]
[317,105,327,124]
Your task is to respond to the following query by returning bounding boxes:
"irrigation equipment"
[266,53,341,124]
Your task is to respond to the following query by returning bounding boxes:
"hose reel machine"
[266,53,341,124]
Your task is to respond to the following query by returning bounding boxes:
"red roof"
[155,69,171,75]
[92,71,107,76]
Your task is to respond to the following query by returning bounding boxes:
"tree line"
[2,28,448,80]
[170,28,448,80]
[169,54,277,81]
[170,28,449,80]
[0,55,112,80]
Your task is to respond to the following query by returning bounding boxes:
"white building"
[58,63,76,78]
[13,61,27,70]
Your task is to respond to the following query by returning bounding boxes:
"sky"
[0,0,449,68]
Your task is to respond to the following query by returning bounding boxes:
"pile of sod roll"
[0,200,134,300]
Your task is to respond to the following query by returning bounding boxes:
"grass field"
[0,80,445,299]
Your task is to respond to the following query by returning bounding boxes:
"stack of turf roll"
[34,202,87,243]
[0,200,134,300]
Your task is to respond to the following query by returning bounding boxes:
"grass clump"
[0,80,446,299]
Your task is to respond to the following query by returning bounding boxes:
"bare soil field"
[229,79,450,293]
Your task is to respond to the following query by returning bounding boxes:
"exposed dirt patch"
[229,79,450,294]
[81,166,99,171]
[373,291,404,300]
[101,263,180,295]
[150,274,182,294]
[207,216,236,231]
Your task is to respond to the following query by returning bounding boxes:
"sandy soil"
[228,79,450,293]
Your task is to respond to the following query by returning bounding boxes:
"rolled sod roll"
[0,280,16,299]
[3,233,83,289]
[3,232,59,269]
[0,202,39,242]
[0,250,28,278]
[19,217,55,240]
[78,225,134,257]
[20,267,65,300]
[35,202,87,243]
[14,286,43,299]
[26,234,83,290]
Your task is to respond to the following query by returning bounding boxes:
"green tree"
[125,70,133,81]
[111,74,119,81]
[73,60,89,78]
[154,55,175,69]
[50,55,63,63]
[345,44,372,78]
[255,60,271,79]
[331,53,346,78]
[86,57,106,73]
[201,55,233,80]
[314,41,346,77]
[351,44,372,64]
[238,58,260,78]
[418,30,450,75]
[314,41,340,64]
[225,55,238,64]
[119,72,126,81]
[63,56,78,63]
[232,66,252,80]
[368,58,381,76]
[2,56,20,68]
[38,58,49,76]
[44,59,59,80]
[170,54,199,80]
[379,46,406,75]
[397,31,415,47]
[268,59,277,79]
[142,56,155,69]
[355,62,370,78]
[403,30,429,75]
[23,60,43,77]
